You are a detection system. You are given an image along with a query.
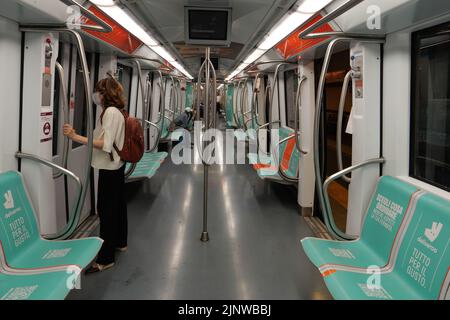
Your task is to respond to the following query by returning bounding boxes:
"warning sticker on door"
[40,112,53,143]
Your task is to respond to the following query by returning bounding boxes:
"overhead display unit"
[185,7,232,46]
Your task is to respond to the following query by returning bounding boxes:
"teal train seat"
[302,177,419,271]
[126,151,168,182]
[0,171,103,271]
[159,117,172,142]
[302,177,450,300]
[0,269,77,300]
[234,130,248,142]
[247,127,300,183]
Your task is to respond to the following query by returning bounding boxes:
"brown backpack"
[101,108,144,164]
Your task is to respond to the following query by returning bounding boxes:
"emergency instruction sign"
[40,111,53,143]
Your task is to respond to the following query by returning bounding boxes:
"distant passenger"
[171,107,195,131]
[63,74,128,274]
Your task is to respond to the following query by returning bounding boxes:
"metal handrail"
[16,152,82,236]
[250,73,266,128]
[255,120,281,157]
[313,37,385,241]
[323,158,385,240]
[21,0,112,33]
[240,79,251,130]
[298,0,385,40]
[157,73,165,125]
[53,62,70,179]
[167,76,176,120]
[247,60,296,72]
[176,79,182,115]
[234,80,246,129]
[145,79,153,142]
[270,63,291,132]
[208,72,217,128]
[337,70,353,183]
[123,59,147,178]
[263,85,271,125]
[20,28,94,240]
[294,75,308,155]
[271,135,299,184]
[120,56,173,69]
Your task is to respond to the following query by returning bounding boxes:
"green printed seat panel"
[129,162,161,179]
[302,176,418,270]
[9,238,102,270]
[234,130,248,141]
[323,269,425,300]
[141,151,168,162]
[301,238,387,272]
[256,168,283,181]
[387,192,450,299]
[157,116,171,140]
[125,151,168,177]
[249,127,294,167]
[0,171,103,270]
[247,153,272,165]
[225,86,235,127]
[0,271,73,300]
[246,128,258,141]
[284,144,300,179]
[315,188,450,300]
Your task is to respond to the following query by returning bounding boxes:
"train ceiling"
[120,0,298,80]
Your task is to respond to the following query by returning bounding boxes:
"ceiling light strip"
[226,0,333,81]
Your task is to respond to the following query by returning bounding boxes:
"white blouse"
[91,107,125,171]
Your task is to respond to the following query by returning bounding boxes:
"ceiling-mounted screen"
[185,7,232,46]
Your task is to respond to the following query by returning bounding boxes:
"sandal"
[85,262,115,274]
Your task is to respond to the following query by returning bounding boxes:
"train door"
[66,47,96,225]
[21,32,96,235]
[315,50,352,229]
[117,63,133,113]
[315,43,382,236]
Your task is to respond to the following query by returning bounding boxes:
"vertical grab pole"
[125,59,147,178]
[149,71,165,151]
[208,59,217,129]
[336,70,353,183]
[201,47,211,242]
[53,62,70,179]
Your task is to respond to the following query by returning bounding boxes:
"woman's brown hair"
[95,75,126,109]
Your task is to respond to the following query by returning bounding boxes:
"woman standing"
[64,76,128,273]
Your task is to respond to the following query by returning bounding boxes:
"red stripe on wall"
[82,5,143,55]
[275,15,334,60]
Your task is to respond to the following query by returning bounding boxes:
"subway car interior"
[0,0,449,302]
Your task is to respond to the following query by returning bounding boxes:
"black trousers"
[96,164,127,265]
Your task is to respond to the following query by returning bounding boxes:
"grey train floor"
[68,151,331,300]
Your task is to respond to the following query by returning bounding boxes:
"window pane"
[117,63,132,113]
[284,70,298,128]
[411,22,450,191]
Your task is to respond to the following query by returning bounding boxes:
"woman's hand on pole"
[63,124,76,139]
